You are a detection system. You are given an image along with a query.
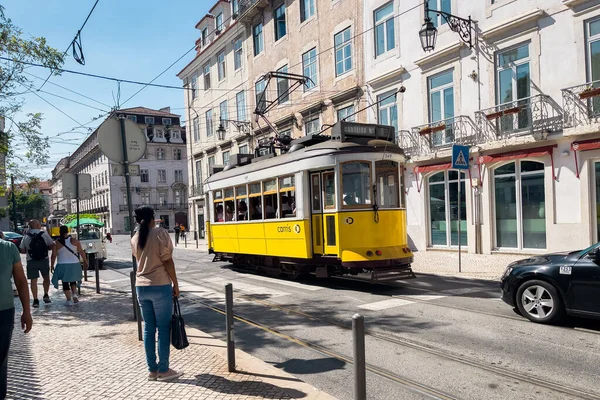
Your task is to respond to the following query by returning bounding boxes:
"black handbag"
[171,297,189,350]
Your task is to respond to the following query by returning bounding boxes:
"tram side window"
[400,166,406,208]
[323,172,336,209]
[279,176,296,218]
[224,188,235,221]
[214,190,224,222]
[375,160,399,208]
[262,179,278,219]
[342,161,372,207]
[249,182,263,220]
[236,185,248,221]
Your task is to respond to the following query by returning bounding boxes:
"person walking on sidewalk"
[174,223,180,245]
[19,220,55,308]
[1,237,32,400]
[50,226,88,306]
[131,206,183,382]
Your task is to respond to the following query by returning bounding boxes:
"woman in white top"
[50,226,88,305]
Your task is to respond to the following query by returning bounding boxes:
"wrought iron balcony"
[561,80,600,129]
[119,203,188,212]
[397,130,420,156]
[476,94,563,141]
[189,185,204,197]
[239,0,268,21]
[407,116,478,156]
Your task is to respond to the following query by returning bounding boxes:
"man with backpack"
[19,220,55,308]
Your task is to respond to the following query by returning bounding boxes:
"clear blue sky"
[3,0,209,179]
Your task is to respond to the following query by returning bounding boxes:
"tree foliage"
[8,191,47,223]
[0,5,64,193]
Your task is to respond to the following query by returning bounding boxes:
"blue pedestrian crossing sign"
[452,144,470,170]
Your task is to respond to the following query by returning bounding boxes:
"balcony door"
[496,43,531,133]
[428,69,454,147]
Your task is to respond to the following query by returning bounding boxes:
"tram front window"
[342,161,372,207]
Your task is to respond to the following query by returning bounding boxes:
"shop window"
[214,190,224,222]
[279,176,296,218]
[224,188,235,221]
[428,170,467,247]
[494,161,546,249]
[342,161,372,207]
[249,182,263,220]
[375,160,399,208]
[236,185,248,221]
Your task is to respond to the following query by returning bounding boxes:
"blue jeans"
[136,285,172,373]
[0,308,15,400]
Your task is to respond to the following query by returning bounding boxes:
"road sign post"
[452,145,470,273]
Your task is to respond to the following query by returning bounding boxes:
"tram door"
[310,171,337,256]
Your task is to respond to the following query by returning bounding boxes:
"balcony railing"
[561,80,600,128]
[476,94,563,141]
[119,203,188,212]
[398,130,420,156]
[408,116,479,156]
[80,206,109,214]
[189,185,204,197]
[239,0,267,20]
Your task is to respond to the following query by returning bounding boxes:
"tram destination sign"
[333,121,395,142]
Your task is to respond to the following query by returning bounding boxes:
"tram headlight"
[88,243,94,248]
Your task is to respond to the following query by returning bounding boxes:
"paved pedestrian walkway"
[6,281,336,400]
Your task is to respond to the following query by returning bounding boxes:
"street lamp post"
[216,118,251,142]
[419,3,474,52]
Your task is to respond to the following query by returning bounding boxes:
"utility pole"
[76,174,80,241]
[10,175,17,231]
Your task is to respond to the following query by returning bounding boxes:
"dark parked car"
[501,243,600,324]
[2,231,23,247]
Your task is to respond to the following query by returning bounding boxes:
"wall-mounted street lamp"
[419,3,474,52]
[216,118,252,141]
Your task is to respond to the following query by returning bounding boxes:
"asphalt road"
[98,235,600,400]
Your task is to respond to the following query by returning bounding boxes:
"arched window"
[428,170,467,247]
[494,160,546,249]
[157,148,165,160]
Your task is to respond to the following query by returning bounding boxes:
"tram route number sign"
[452,144,470,170]
[334,121,395,142]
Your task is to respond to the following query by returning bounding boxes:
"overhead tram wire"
[24,71,113,108]
[37,0,102,91]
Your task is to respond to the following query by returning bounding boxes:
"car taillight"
[375,250,382,256]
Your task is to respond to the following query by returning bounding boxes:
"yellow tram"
[204,121,414,282]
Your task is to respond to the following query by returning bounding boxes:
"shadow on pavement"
[272,357,346,375]
[7,328,45,400]
[177,373,304,399]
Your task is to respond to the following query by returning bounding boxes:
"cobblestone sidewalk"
[6,282,335,400]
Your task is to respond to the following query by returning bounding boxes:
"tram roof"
[205,138,404,184]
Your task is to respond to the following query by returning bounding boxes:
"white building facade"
[56,107,189,234]
[178,0,252,238]
[363,0,600,254]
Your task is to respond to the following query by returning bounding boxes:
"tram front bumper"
[341,246,413,269]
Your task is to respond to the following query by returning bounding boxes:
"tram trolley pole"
[353,314,366,400]
[225,284,235,372]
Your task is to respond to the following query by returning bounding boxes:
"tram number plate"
[559,266,572,275]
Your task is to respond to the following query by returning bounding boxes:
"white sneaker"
[72,295,79,304]
[65,299,74,306]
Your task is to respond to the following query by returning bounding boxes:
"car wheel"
[516,280,564,324]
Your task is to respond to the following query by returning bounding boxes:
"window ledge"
[367,67,406,89]
[481,8,545,40]
[415,42,464,71]
[563,0,590,7]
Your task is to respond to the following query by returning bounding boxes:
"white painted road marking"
[358,298,415,311]
[242,274,323,291]
[201,276,290,298]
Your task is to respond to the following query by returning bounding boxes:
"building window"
[208,155,215,167]
[427,0,451,28]
[302,47,318,91]
[587,18,600,115]
[216,13,223,32]
[175,170,183,182]
[158,192,167,206]
[496,43,530,131]
[127,115,137,123]
[203,64,211,90]
[239,144,249,154]
[158,169,166,183]
[494,161,546,249]
[190,74,198,100]
[155,129,165,139]
[255,79,266,113]
[334,27,352,76]
[157,148,165,160]
[277,65,289,104]
[193,117,200,142]
[220,101,228,130]
[234,38,243,70]
[274,4,287,41]
[377,92,398,133]
[337,105,355,122]
[374,2,395,57]
[428,170,467,247]
[253,23,263,56]
[140,169,149,183]
[222,151,230,165]
[232,0,239,16]
[236,90,246,121]
[304,115,319,136]
[217,51,226,81]
[202,28,208,46]
[195,160,202,186]
[145,116,155,125]
[206,109,213,137]
[171,130,181,140]
[300,0,315,22]
[141,192,150,205]
[174,149,182,160]
[174,189,183,206]
[122,193,127,205]
[162,118,172,126]
[428,69,454,146]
